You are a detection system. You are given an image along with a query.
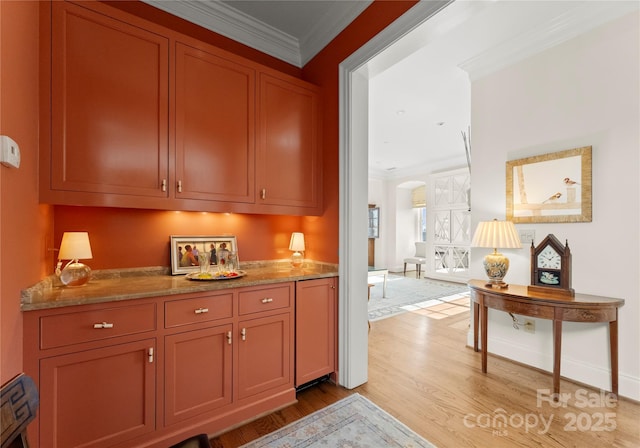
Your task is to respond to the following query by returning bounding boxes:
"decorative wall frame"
[368,206,379,238]
[506,146,592,223]
[170,235,238,275]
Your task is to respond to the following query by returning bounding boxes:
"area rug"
[368,274,468,321]
[239,393,436,447]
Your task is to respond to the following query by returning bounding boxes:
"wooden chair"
[403,242,428,278]
[1,373,39,448]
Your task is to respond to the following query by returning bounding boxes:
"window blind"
[412,185,426,208]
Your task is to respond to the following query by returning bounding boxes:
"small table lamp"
[471,219,521,288]
[289,232,305,268]
[56,232,93,286]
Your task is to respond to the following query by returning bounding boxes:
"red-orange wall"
[1,0,54,384]
[1,0,416,384]
[53,207,304,270]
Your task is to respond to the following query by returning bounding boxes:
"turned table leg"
[481,304,488,373]
[610,317,619,396]
[473,302,480,352]
[553,319,562,396]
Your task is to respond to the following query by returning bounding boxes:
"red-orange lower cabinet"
[24,280,313,447]
[295,277,337,386]
[39,339,157,448]
[164,324,233,426]
[237,313,292,400]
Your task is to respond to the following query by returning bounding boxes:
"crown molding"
[143,0,373,67]
[459,3,639,81]
[369,155,468,181]
[143,0,301,66]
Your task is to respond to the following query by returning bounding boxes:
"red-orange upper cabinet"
[256,73,321,213]
[44,1,170,204]
[174,43,256,204]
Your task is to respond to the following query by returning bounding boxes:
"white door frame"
[337,0,454,388]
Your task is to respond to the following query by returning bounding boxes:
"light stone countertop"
[21,260,338,311]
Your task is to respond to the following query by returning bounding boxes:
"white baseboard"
[466,331,640,401]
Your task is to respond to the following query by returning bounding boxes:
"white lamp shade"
[58,232,93,260]
[289,232,305,252]
[471,220,521,250]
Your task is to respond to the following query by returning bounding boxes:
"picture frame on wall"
[506,146,592,223]
[170,235,238,275]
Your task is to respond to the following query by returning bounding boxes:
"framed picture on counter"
[170,235,238,275]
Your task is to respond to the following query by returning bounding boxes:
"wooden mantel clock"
[529,234,575,297]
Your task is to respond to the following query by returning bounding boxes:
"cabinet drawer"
[483,295,554,319]
[40,303,156,350]
[165,292,234,328]
[239,285,291,315]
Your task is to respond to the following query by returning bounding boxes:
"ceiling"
[143,0,639,180]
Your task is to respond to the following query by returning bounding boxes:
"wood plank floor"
[211,308,640,447]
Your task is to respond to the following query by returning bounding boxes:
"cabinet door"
[237,313,292,400]
[164,324,233,426]
[49,2,169,199]
[295,278,337,386]
[175,43,255,203]
[39,339,156,448]
[256,73,320,209]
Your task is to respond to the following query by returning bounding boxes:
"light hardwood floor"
[211,307,640,447]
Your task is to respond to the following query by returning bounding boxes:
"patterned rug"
[239,393,436,447]
[368,274,469,321]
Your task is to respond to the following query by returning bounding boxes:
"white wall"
[470,12,639,399]
[369,175,432,272]
[394,185,417,271]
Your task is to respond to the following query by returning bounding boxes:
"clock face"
[537,245,561,269]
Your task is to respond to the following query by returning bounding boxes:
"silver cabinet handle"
[93,322,114,329]
[161,179,167,192]
[260,188,266,200]
[241,328,246,341]
[194,308,209,314]
[148,347,154,363]
[177,180,183,193]
[227,331,232,345]
[261,298,273,304]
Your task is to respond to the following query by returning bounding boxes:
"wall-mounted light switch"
[518,229,535,246]
[0,135,21,168]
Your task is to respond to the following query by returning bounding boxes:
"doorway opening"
[338,0,467,389]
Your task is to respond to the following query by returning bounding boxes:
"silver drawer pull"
[93,322,114,329]
[194,308,209,314]
[261,298,273,304]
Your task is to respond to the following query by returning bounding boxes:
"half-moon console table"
[468,280,625,396]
